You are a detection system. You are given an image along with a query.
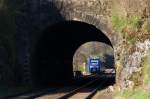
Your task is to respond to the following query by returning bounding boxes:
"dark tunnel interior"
[31,21,113,86]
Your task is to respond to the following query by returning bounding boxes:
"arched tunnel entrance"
[31,21,114,86]
[73,41,115,76]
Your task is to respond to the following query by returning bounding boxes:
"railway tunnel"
[31,20,114,86]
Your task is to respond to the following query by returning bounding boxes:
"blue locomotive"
[88,56,101,73]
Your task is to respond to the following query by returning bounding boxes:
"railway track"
[58,74,113,99]
[5,75,96,99]
[36,75,100,99]
[4,74,114,99]
[8,87,61,99]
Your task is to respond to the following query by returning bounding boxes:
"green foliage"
[79,65,85,72]
[142,50,150,85]
[111,15,141,32]
[143,19,150,33]
[132,91,150,99]
[128,16,141,31]
[111,15,128,32]
[115,88,150,99]
[127,36,137,45]
[111,15,141,44]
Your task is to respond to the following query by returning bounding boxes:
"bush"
[142,50,150,85]
[111,15,141,44]
[112,15,141,32]
[143,19,150,33]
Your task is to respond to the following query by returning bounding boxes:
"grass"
[143,19,150,33]
[111,15,128,32]
[132,91,150,99]
[111,15,141,44]
[111,15,141,32]
[115,87,150,99]
[79,65,85,72]
[142,50,150,85]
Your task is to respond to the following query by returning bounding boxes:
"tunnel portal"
[31,21,113,86]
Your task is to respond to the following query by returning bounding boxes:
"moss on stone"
[111,15,128,32]
[129,71,143,88]
[142,50,150,86]
[145,0,150,3]
[111,15,141,32]
[111,15,141,44]
[143,19,150,33]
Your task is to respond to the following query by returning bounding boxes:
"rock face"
[0,0,149,91]
[110,0,150,90]
[52,0,150,90]
[120,40,150,89]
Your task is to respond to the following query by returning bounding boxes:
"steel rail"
[59,74,114,99]
[85,75,112,99]
[58,76,101,99]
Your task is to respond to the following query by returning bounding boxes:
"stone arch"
[51,0,120,46]
[16,0,121,85]
[30,20,115,86]
[64,14,119,47]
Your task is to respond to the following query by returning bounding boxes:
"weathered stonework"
[53,0,119,45]
[13,0,121,85]
[0,0,149,92]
